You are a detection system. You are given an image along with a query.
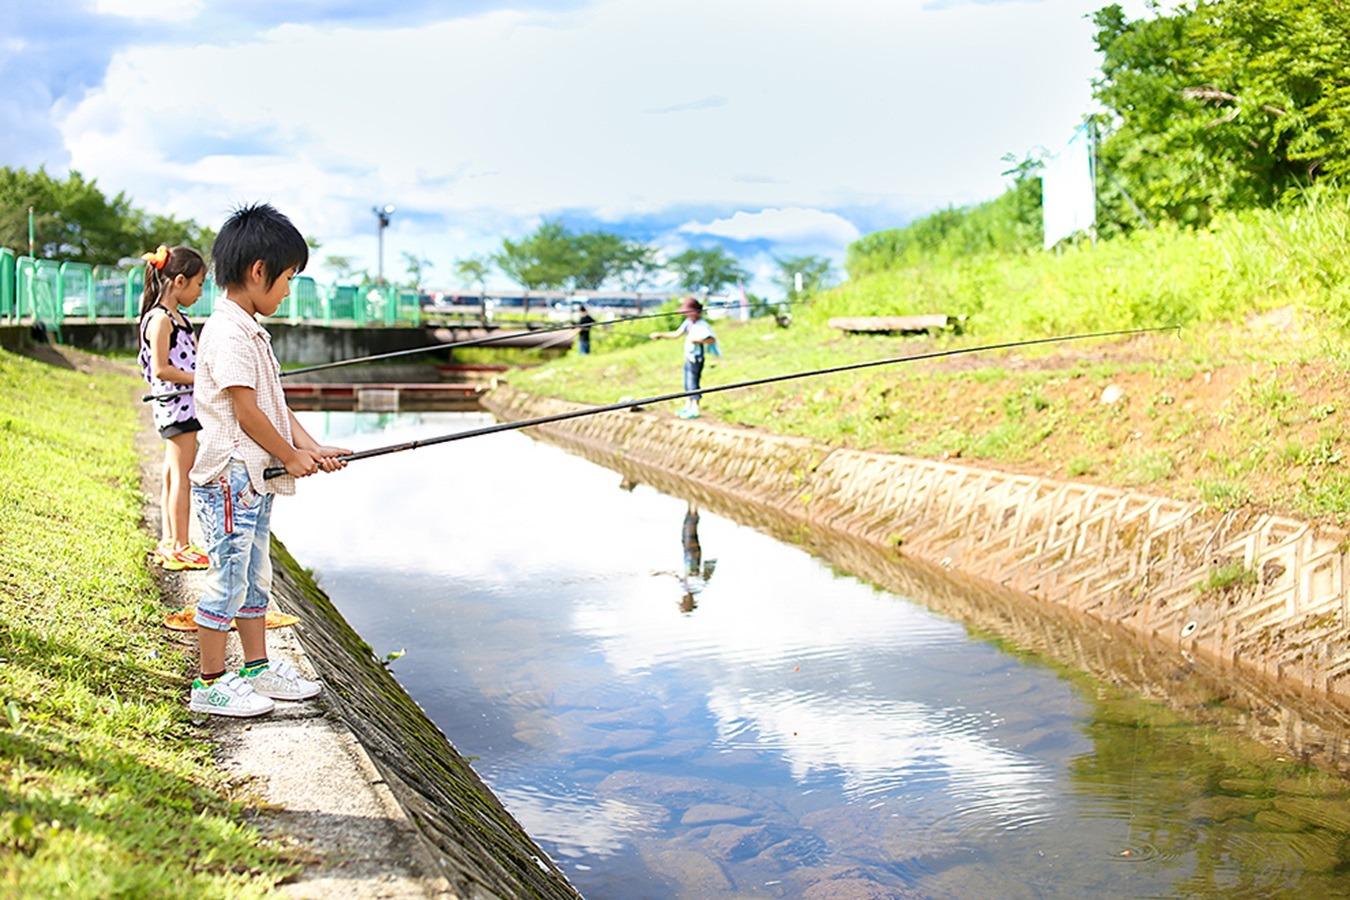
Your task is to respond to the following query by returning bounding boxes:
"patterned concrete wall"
[485,385,1350,703]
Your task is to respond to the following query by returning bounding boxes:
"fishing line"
[142,296,792,403]
[263,324,1178,480]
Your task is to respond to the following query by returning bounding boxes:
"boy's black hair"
[212,202,308,289]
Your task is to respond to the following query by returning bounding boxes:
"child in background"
[188,203,349,717]
[138,245,210,571]
[650,296,717,419]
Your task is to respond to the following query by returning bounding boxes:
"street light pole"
[372,204,395,284]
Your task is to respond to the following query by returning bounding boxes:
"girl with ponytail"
[137,244,209,571]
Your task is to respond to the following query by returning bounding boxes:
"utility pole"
[373,204,395,284]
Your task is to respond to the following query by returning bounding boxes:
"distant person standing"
[574,302,596,355]
[651,297,717,419]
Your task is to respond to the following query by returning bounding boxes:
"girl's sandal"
[155,543,208,571]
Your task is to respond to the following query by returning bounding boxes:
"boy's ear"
[249,259,267,285]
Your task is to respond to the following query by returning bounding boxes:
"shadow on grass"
[0,726,295,889]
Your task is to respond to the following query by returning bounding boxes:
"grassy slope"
[0,347,288,896]
[515,194,1350,524]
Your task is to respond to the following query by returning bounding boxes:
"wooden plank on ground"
[828,315,964,334]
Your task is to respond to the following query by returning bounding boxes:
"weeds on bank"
[0,348,291,896]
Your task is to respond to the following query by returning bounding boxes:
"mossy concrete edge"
[268,538,581,900]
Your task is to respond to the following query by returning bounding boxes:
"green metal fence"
[93,265,125,317]
[125,267,145,319]
[195,279,217,317]
[60,262,95,319]
[0,249,14,321]
[290,276,321,321]
[0,248,423,335]
[17,257,64,338]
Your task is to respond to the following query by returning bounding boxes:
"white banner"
[1041,124,1096,248]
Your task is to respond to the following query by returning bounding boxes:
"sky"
[3,0,1158,294]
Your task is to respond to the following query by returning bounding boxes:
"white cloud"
[55,0,1111,287]
[679,208,862,246]
[95,0,204,21]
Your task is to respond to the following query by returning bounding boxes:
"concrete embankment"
[484,384,1350,707]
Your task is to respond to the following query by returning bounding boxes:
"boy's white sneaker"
[189,673,275,718]
[246,660,321,701]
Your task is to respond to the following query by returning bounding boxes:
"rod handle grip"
[263,465,285,480]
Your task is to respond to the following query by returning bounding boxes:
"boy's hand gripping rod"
[263,325,1177,480]
[142,297,784,403]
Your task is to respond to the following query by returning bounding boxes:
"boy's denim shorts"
[191,461,273,632]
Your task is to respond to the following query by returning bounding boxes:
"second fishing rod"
[263,325,1178,480]
[143,296,791,403]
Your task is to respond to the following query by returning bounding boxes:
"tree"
[402,251,432,291]
[667,247,747,295]
[454,255,491,295]
[615,241,662,292]
[324,254,358,281]
[773,254,835,301]
[570,231,629,290]
[455,255,492,318]
[0,166,214,264]
[493,220,576,290]
[1091,0,1350,231]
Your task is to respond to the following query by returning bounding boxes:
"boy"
[187,203,349,717]
[650,296,717,419]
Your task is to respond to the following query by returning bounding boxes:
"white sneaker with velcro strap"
[245,659,322,701]
[189,672,276,718]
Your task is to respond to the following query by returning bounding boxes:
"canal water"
[273,411,1350,899]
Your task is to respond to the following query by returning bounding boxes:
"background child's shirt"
[675,317,716,362]
[138,306,197,432]
[190,298,297,495]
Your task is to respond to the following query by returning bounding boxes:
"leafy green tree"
[570,231,628,290]
[615,241,662,292]
[667,247,747,294]
[324,254,358,280]
[773,254,834,301]
[1091,0,1350,231]
[494,220,576,290]
[401,251,432,290]
[454,255,491,295]
[0,167,214,264]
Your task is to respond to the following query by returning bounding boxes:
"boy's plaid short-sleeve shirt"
[189,298,297,495]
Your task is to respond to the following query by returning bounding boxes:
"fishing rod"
[263,324,1177,480]
[142,296,789,403]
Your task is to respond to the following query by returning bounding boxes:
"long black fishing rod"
[263,325,1177,480]
[143,297,785,403]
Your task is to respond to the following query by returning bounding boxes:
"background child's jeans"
[683,356,704,401]
[191,461,274,632]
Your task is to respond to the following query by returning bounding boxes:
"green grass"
[0,348,290,896]
[1202,562,1260,594]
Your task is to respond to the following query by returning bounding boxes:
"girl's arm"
[147,314,194,385]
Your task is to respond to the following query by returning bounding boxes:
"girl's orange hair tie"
[141,245,171,270]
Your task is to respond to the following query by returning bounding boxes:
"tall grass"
[821,189,1350,336]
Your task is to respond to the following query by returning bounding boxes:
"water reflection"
[274,412,1350,899]
[657,503,715,614]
